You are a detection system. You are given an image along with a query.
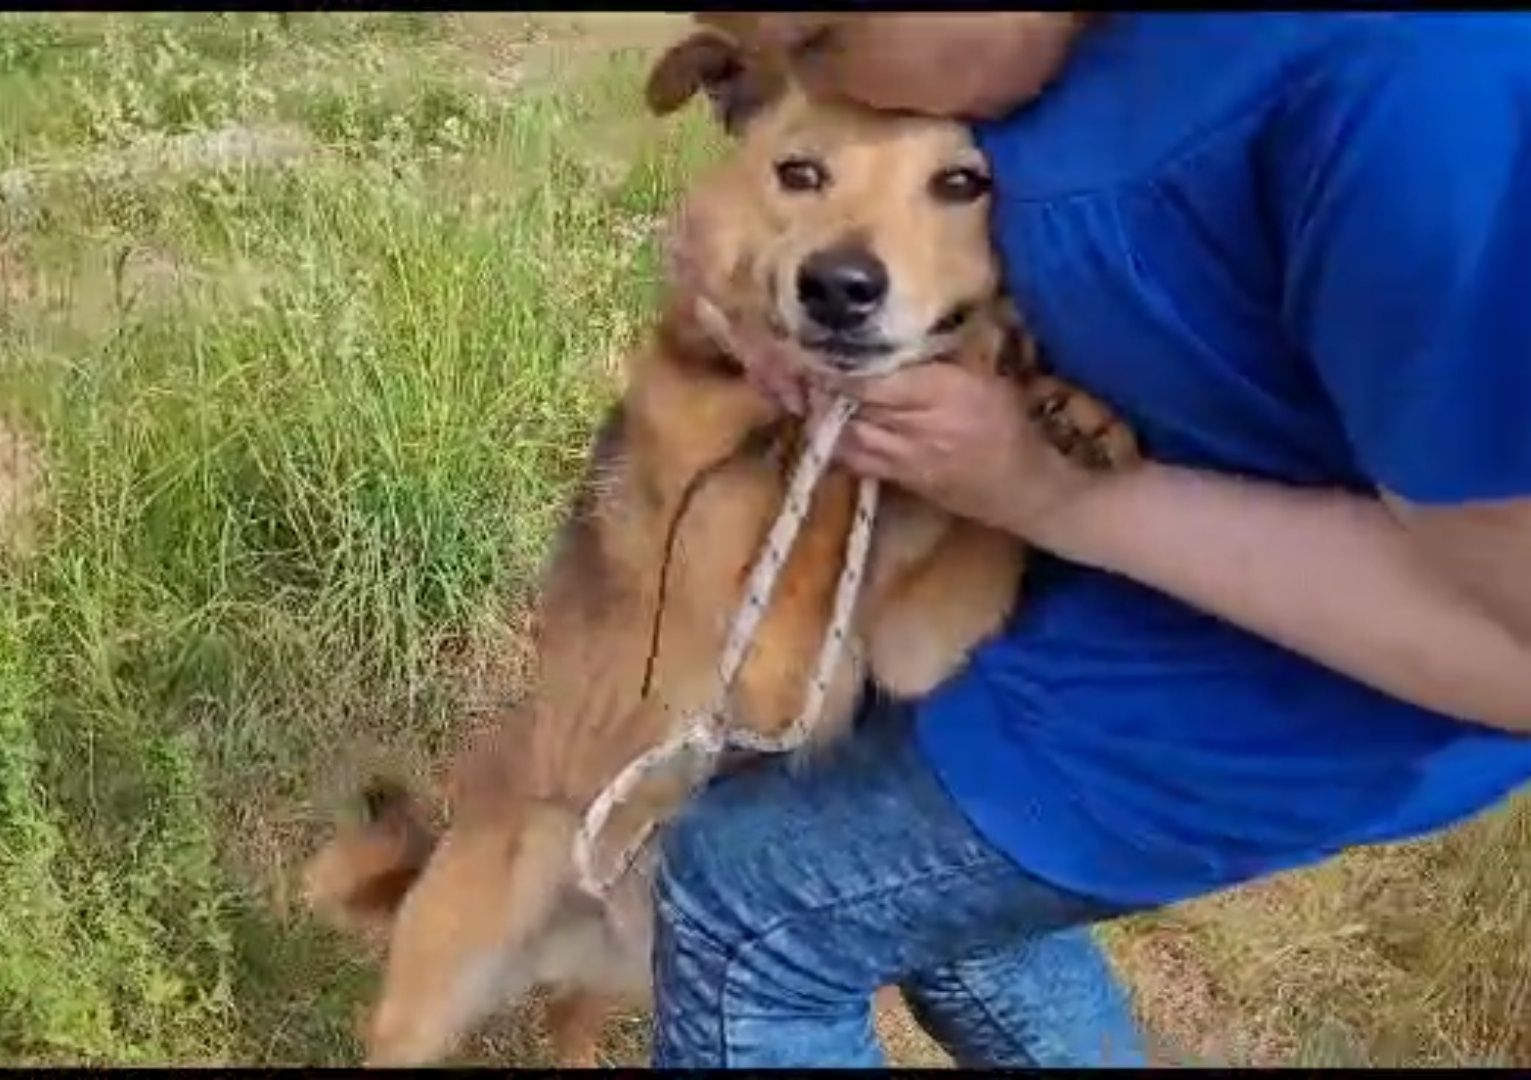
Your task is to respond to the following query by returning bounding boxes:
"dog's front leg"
[864,518,1024,699]
[364,808,577,1066]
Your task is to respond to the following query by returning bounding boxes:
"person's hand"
[828,363,1101,541]
[694,12,1091,120]
[662,204,811,416]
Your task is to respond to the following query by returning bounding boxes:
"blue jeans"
[650,697,1148,1067]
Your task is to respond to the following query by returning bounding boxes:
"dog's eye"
[774,156,829,194]
[929,167,991,204]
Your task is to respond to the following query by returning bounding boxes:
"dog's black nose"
[796,246,889,331]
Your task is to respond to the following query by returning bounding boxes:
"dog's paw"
[1022,375,1139,471]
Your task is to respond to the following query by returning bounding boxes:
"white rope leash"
[574,394,877,897]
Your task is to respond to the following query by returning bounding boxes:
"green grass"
[0,11,1526,1068]
[0,12,717,1063]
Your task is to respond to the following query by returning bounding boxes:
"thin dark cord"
[639,420,787,702]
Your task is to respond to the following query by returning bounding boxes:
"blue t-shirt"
[916,13,1531,908]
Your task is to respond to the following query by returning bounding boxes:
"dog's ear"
[645,30,782,134]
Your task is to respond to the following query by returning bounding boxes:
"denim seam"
[711,855,1019,1065]
[653,894,737,1067]
[946,962,1041,1067]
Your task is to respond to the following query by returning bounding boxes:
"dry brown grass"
[1104,797,1531,1066]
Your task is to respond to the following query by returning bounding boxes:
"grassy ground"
[1,12,1526,1067]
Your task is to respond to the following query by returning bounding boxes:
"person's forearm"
[1027,462,1531,732]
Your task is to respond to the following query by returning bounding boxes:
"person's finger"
[834,442,900,484]
[854,396,959,440]
[835,418,923,482]
[805,383,835,423]
[758,363,807,417]
[758,339,813,413]
[694,295,733,346]
[829,364,960,414]
[725,330,805,416]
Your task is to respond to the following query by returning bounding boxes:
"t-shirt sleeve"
[1279,22,1531,505]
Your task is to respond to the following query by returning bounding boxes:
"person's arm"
[835,25,1531,733]
[1037,467,1531,732]
[833,368,1531,733]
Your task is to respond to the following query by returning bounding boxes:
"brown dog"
[302,25,1136,1068]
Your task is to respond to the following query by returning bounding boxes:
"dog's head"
[647,28,1001,379]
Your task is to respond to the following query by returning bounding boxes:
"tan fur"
[303,27,1138,1068]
